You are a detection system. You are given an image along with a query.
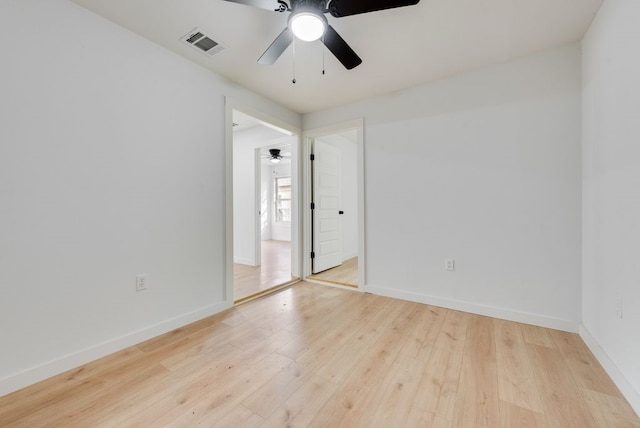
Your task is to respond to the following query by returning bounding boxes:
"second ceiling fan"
[223,0,421,70]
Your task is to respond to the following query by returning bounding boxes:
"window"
[275,176,291,222]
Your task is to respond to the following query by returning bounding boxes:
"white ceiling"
[233,110,275,133]
[71,0,602,114]
[233,110,293,165]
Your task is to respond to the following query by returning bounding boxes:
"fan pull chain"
[292,39,296,84]
[322,35,325,75]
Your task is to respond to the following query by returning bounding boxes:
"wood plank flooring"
[1,282,638,427]
[234,240,293,301]
[308,257,358,287]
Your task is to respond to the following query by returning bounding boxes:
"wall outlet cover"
[136,274,148,291]
[445,259,455,271]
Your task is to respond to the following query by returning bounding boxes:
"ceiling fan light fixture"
[269,148,283,163]
[289,11,326,42]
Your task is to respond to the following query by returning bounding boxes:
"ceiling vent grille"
[181,28,225,56]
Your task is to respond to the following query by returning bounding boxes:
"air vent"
[181,28,225,56]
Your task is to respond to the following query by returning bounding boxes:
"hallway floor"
[234,240,293,301]
[308,257,358,287]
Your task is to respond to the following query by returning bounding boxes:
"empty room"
[1,0,639,426]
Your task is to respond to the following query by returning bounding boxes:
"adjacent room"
[1,0,639,425]
[232,110,299,301]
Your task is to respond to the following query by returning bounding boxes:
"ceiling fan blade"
[329,0,420,18]
[222,0,284,12]
[322,25,362,70]
[258,28,293,65]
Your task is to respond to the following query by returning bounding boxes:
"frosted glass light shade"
[290,12,326,42]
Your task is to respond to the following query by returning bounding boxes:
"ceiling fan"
[223,0,421,70]
[263,148,290,163]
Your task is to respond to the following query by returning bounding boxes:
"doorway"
[230,108,300,302]
[304,120,365,289]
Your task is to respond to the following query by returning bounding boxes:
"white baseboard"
[342,252,358,261]
[233,257,255,266]
[364,284,579,333]
[579,325,640,416]
[0,300,231,398]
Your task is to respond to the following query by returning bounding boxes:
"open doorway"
[304,120,364,289]
[231,109,299,302]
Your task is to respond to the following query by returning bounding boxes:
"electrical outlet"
[445,259,455,271]
[136,274,148,291]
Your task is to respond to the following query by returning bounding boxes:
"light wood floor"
[308,256,358,287]
[1,283,638,427]
[234,240,293,301]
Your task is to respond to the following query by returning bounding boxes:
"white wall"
[232,134,257,265]
[581,0,640,412]
[316,132,359,261]
[304,44,583,331]
[260,160,272,241]
[0,0,300,396]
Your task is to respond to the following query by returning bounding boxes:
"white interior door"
[312,139,342,273]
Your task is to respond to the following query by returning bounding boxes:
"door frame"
[224,98,302,304]
[302,118,366,290]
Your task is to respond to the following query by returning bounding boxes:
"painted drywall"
[305,44,583,331]
[0,0,300,396]
[581,0,640,412]
[260,160,273,241]
[232,133,258,265]
[316,132,359,261]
